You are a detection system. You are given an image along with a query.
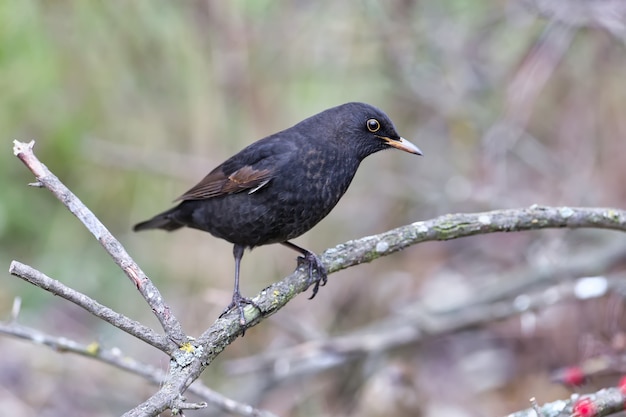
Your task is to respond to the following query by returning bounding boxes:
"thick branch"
[12,140,184,349]
[322,205,626,273]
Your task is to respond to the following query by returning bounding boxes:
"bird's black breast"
[176,144,361,248]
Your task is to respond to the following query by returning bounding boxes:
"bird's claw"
[220,292,260,333]
[297,252,327,299]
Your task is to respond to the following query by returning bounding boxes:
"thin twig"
[0,321,163,381]
[12,140,185,349]
[8,261,168,352]
[0,321,278,417]
[186,383,278,417]
[505,387,626,417]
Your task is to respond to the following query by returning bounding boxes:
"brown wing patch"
[175,166,273,201]
[222,166,272,193]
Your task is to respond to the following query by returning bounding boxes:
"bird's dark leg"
[281,241,327,299]
[220,244,259,329]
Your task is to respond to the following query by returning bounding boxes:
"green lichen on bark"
[603,209,622,224]
[432,219,472,239]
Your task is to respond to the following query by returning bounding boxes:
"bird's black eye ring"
[366,118,380,133]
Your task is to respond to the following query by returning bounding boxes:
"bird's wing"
[174,137,293,201]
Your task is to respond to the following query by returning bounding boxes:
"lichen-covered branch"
[322,205,626,273]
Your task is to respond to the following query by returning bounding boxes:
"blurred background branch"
[0,319,279,417]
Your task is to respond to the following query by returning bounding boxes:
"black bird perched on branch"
[133,102,422,327]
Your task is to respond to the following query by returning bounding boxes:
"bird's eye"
[366,119,380,133]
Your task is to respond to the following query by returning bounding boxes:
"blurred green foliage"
[2,0,442,312]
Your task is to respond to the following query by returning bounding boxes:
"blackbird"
[133,102,422,327]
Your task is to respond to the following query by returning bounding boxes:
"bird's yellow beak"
[379,136,423,155]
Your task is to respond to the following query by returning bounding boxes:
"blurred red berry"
[618,375,626,395]
[572,398,597,417]
[561,366,587,387]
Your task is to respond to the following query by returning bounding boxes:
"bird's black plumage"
[134,102,422,327]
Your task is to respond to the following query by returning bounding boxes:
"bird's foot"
[296,251,328,299]
[220,292,260,332]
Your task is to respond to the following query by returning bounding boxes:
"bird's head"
[331,102,422,160]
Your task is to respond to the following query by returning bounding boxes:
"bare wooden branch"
[0,321,163,380]
[322,205,626,274]
[11,140,626,415]
[186,383,279,417]
[505,387,626,417]
[12,140,185,349]
[0,321,278,417]
[8,261,169,352]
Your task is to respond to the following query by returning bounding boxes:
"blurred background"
[2,0,626,416]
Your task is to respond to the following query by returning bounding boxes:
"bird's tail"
[133,207,184,232]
